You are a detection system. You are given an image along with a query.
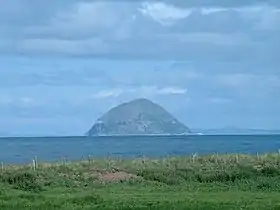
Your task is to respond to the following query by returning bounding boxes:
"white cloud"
[200,5,278,16]
[88,86,188,99]
[200,7,228,15]
[138,2,280,33]
[128,86,188,97]
[156,86,188,95]
[138,3,280,27]
[139,2,193,26]
[90,88,124,99]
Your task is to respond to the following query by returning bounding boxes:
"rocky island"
[87,98,191,136]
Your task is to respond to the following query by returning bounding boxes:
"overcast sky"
[0,0,280,136]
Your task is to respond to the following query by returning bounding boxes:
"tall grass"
[1,153,280,187]
[1,153,280,209]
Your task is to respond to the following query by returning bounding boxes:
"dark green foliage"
[137,166,274,185]
[193,166,258,183]
[260,166,280,177]
[0,171,42,192]
[137,169,183,185]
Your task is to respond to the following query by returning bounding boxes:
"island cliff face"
[87,98,191,136]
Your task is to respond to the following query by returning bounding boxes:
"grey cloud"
[0,0,106,41]
[170,10,254,33]
[21,2,280,40]
[0,1,67,28]
[162,0,280,8]
[23,2,138,40]
[0,0,280,61]
[13,33,258,62]
[0,68,114,87]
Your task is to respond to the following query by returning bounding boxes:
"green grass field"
[1,153,280,209]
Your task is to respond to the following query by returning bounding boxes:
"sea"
[0,135,280,164]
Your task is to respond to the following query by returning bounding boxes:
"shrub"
[137,169,183,185]
[0,171,43,192]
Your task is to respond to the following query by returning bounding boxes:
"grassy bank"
[1,153,280,209]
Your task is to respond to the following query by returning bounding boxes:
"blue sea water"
[0,135,280,164]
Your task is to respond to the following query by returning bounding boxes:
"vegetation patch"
[1,153,280,209]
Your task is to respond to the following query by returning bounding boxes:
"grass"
[1,153,280,209]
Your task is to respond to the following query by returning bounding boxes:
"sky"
[0,0,280,136]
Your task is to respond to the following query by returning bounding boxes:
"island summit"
[87,98,191,136]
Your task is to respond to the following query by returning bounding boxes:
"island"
[87,98,191,136]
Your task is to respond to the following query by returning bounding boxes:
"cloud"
[90,88,124,99]
[1,68,279,135]
[163,0,280,8]
[134,86,188,97]
[138,3,280,28]
[0,63,114,87]
[200,7,228,15]
[88,86,188,99]
[0,58,204,87]
[154,86,188,95]
[24,1,136,40]
[1,1,280,136]
[0,1,279,61]
[139,2,192,26]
